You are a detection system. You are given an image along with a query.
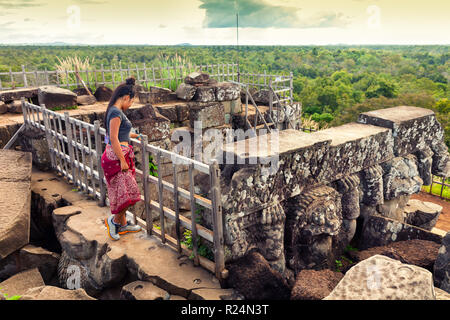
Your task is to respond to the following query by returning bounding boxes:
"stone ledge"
[31,169,231,300]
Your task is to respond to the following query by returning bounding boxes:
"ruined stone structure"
[219,106,449,277]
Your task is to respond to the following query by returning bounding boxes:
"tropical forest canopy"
[1,45,449,146]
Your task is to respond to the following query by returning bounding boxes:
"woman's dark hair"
[104,76,136,132]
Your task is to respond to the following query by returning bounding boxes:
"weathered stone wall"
[219,106,449,277]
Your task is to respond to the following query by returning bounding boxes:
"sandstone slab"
[313,122,394,182]
[0,102,7,114]
[6,100,23,114]
[29,169,228,300]
[76,95,97,106]
[184,72,210,86]
[138,86,173,104]
[0,150,32,259]
[176,83,197,101]
[189,102,225,129]
[120,280,169,300]
[324,255,436,300]
[359,214,443,250]
[0,244,60,283]
[0,87,38,103]
[358,106,449,176]
[21,285,96,300]
[404,199,442,230]
[0,268,45,297]
[37,86,77,109]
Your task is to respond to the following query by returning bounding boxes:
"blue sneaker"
[118,220,142,235]
[105,216,121,241]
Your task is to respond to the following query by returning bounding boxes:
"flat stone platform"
[31,169,233,300]
[0,150,32,259]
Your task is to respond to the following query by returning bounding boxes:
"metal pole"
[94,120,106,206]
[140,135,152,235]
[210,160,226,280]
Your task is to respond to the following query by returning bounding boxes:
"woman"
[102,76,142,240]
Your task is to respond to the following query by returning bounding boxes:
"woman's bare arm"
[109,117,127,164]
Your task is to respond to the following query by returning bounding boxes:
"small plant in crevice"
[148,154,158,177]
[0,287,21,300]
[335,256,354,273]
[180,206,214,261]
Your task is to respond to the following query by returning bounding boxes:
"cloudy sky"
[0,0,449,45]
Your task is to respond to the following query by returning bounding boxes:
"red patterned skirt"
[101,144,141,214]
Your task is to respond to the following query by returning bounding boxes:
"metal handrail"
[20,99,227,280]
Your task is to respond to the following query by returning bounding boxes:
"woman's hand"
[120,159,129,172]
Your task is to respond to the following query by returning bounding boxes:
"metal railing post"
[140,135,152,235]
[64,112,76,186]
[209,160,226,280]
[94,120,106,206]
[41,104,56,169]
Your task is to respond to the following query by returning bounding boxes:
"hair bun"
[126,76,136,86]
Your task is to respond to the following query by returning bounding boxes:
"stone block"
[175,83,196,101]
[0,268,45,297]
[21,285,96,300]
[93,85,112,102]
[404,199,442,231]
[313,122,394,182]
[222,98,242,114]
[215,82,240,101]
[184,72,210,86]
[358,106,445,157]
[76,95,97,106]
[220,129,331,216]
[0,102,7,114]
[381,155,423,200]
[324,255,436,300]
[6,100,22,113]
[37,86,77,109]
[126,105,171,142]
[189,102,225,129]
[176,103,189,122]
[434,231,450,293]
[359,214,443,250]
[192,86,216,103]
[120,281,169,300]
[155,104,178,122]
[226,250,291,300]
[0,150,32,259]
[0,87,38,103]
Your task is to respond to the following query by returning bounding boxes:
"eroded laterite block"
[189,102,225,129]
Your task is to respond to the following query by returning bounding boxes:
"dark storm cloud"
[199,0,351,29]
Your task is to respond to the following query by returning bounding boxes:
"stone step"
[31,169,234,300]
